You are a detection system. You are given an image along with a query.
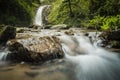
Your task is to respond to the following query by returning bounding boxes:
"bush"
[88,15,104,29]
[101,15,120,30]
[48,0,90,26]
[89,15,120,30]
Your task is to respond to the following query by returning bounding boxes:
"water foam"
[60,35,120,80]
[34,5,49,26]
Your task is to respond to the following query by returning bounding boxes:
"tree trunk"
[68,0,74,17]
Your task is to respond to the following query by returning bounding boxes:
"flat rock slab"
[7,36,64,63]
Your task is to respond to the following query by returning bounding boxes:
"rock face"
[0,25,16,44]
[7,36,64,63]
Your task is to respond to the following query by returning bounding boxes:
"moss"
[0,25,7,36]
[0,0,40,26]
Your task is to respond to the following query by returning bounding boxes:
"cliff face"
[0,0,40,26]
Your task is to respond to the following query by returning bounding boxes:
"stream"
[0,28,120,80]
[0,5,120,80]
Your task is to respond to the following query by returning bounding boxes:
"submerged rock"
[0,25,16,44]
[7,36,64,63]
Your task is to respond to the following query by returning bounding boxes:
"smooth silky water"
[0,4,120,80]
[34,5,50,26]
[60,35,120,80]
[0,32,120,80]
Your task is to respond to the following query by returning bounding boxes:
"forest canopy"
[0,0,120,30]
[48,0,120,30]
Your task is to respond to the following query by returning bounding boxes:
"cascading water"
[60,35,120,80]
[34,5,49,26]
[0,48,9,60]
[0,48,9,65]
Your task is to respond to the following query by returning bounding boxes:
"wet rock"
[0,25,16,44]
[7,36,64,63]
[107,30,120,41]
[43,5,51,26]
[99,30,120,48]
[100,30,120,41]
[16,33,32,39]
[108,40,120,48]
[83,32,89,36]
[51,24,68,29]
[31,25,39,29]
[44,25,52,29]
[16,28,25,33]
[64,29,74,35]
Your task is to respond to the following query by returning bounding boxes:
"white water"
[0,48,9,61]
[34,5,49,26]
[60,35,120,80]
[0,48,9,65]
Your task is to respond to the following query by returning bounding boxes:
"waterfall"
[0,48,9,65]
[60,35,120,80]
[34,5,49,26]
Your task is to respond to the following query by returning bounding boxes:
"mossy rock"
[0,25,16,44]
[7,36,64,63]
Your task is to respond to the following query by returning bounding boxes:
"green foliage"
[89,15,104,29]
[0,25,7,37]
[48,0,90,26]
[101,15,120,30]
[48,0,120,28]
[0,0,40,26]
[89,0,120,17]
[89,15,120,30]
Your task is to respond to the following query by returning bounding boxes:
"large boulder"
[0,25,16,44]
[7,36,64,63]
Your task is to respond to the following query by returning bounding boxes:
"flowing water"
[0,29,120,80]
[60,35,120,80]
[0,48,9,65]
[34,5,49,26]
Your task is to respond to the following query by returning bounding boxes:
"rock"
[107,30,120,41]
[43,5,51,25]
[29,25,40,29]
[99,30,120,48]
[16,28,25,33]
[51,24,68,29]
[83,32,89,36]
[44,25,52,29]
[0,25,16,44]
[64,29,74,35]
[7,36,64,63]
[109,40,120,48]
[100,30,120,41]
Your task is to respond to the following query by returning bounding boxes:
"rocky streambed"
[0,27,81,80]
[0,27,120,80]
